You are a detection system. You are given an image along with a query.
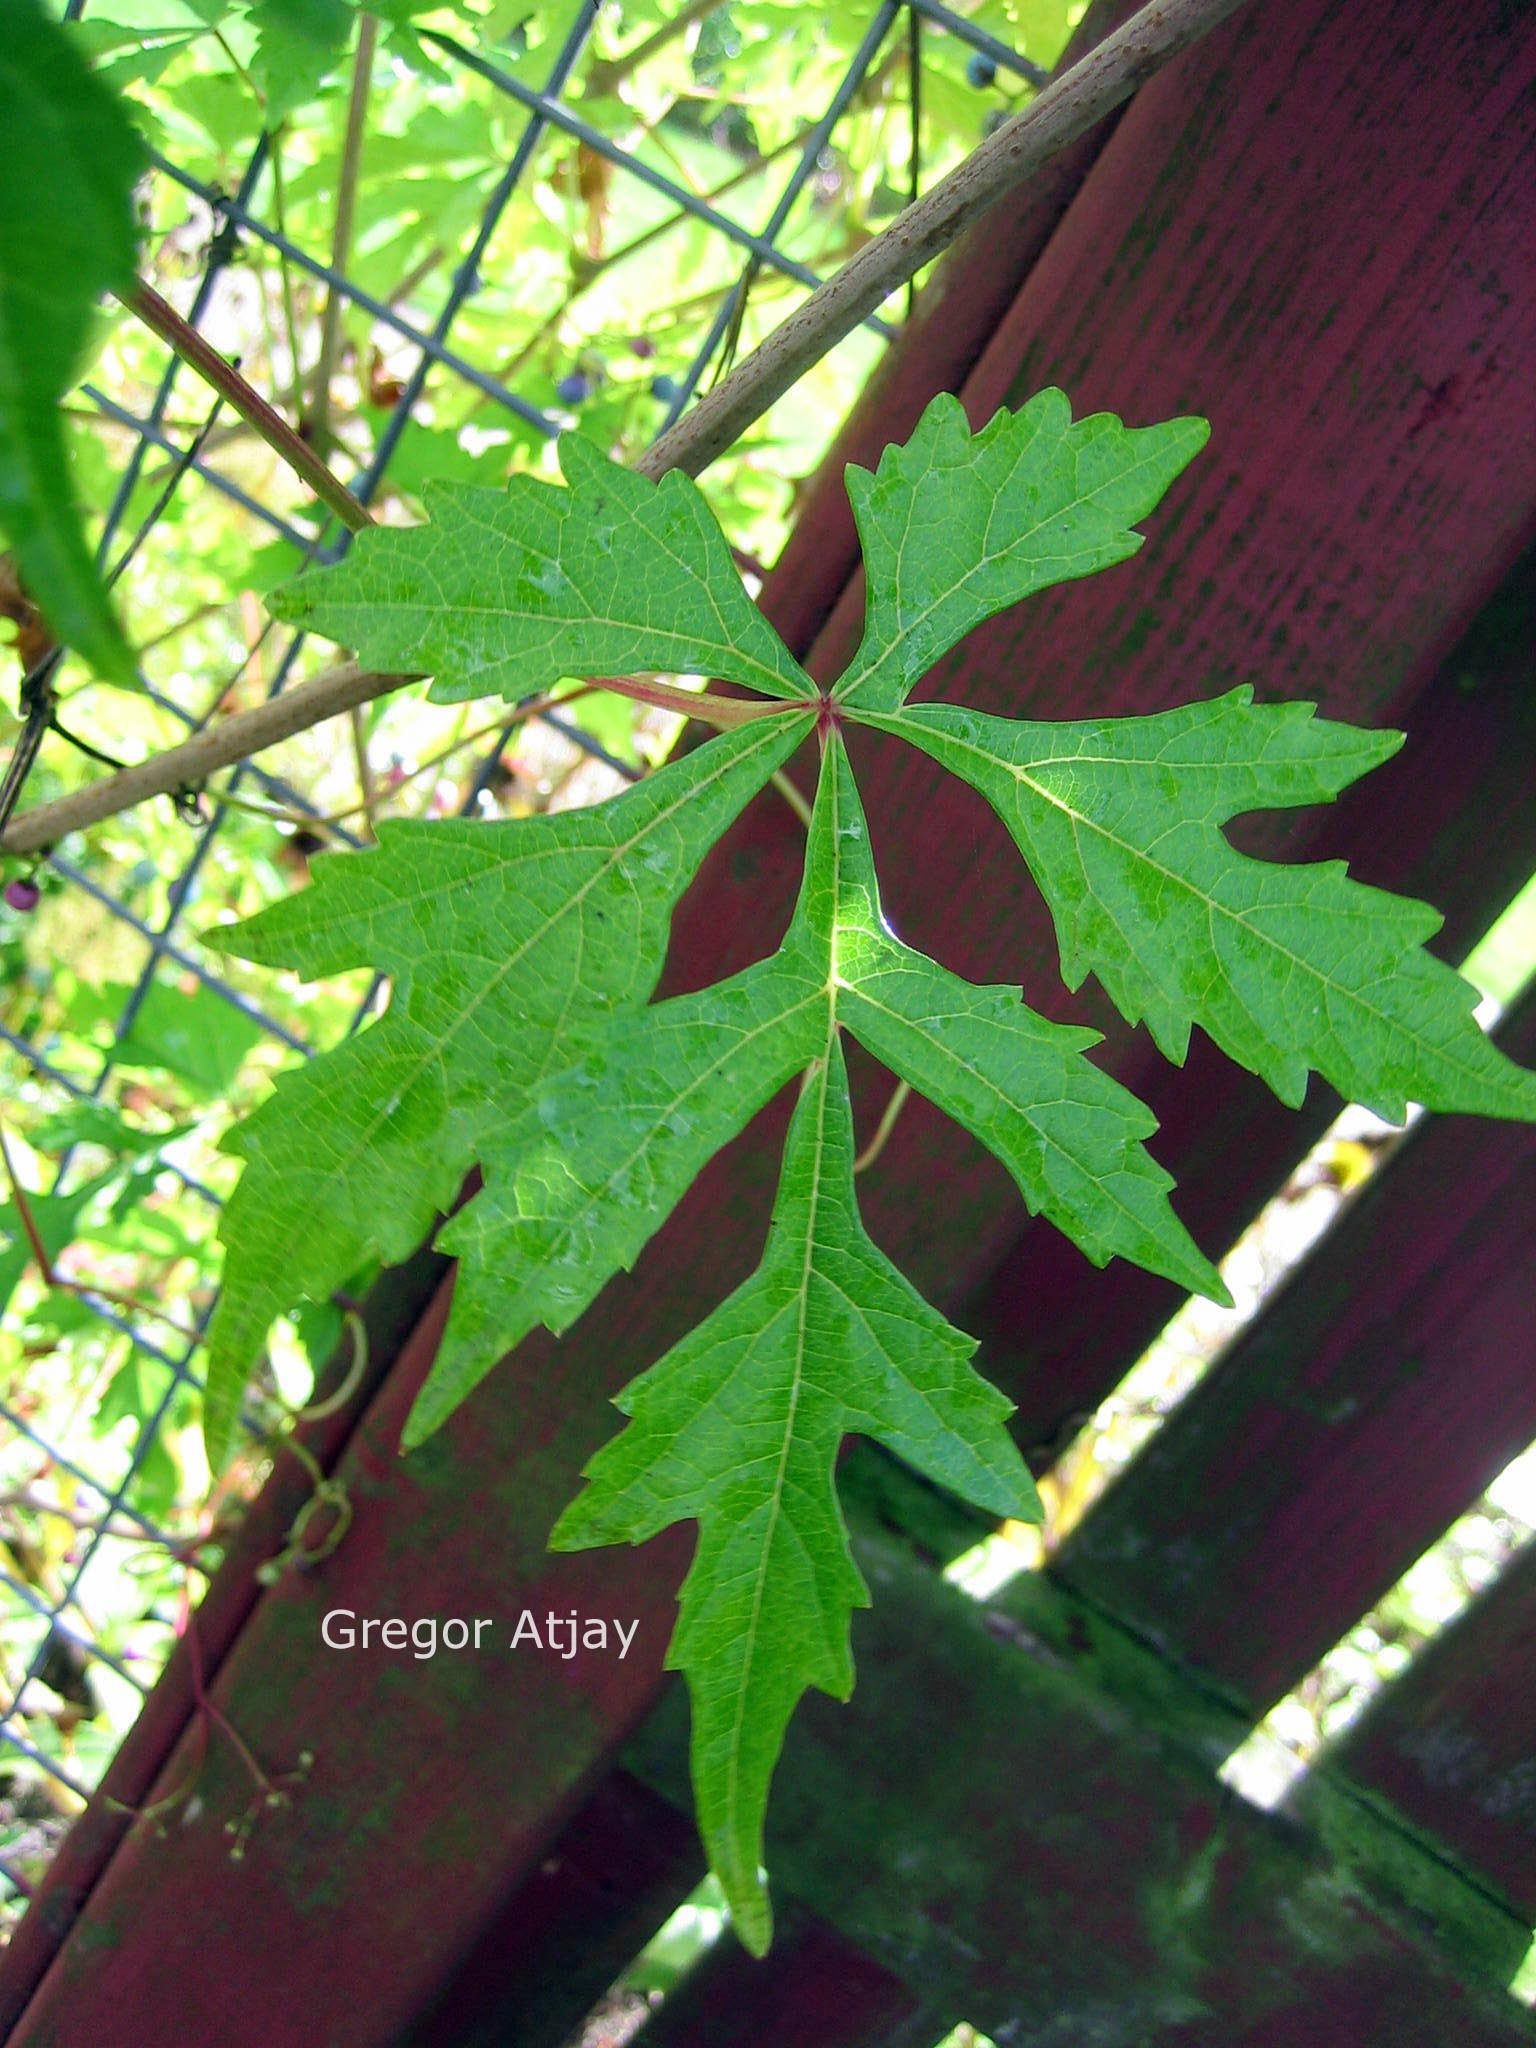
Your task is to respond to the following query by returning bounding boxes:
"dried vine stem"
[3,665,403,853]
[638,0,1252,482]
[2,0,1250,859]
[120,281,374,535]
[0,669,784,854]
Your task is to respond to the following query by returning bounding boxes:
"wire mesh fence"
[0,0,1066,1927]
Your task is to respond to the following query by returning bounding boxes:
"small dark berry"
[650,373,683,406]
[555,370,592,406]
[966,52,997,88]
[4,878,40,913]
[630,335,656,361]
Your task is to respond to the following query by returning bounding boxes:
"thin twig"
[118,281,374,535]
[581,0,719,98]
[0,1119,205,1346]
[305,12,377,449]
[2,663,403,854]
[348,704,379,840]
[322,685,591,827]
[853,1078,911,1174]
[266,141,305,399]
[770,767,813,830]
[487,121,818,398]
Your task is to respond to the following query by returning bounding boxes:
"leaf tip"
[724,1873,773,1957]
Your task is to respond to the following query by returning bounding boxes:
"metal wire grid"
[0,0,1046,1902]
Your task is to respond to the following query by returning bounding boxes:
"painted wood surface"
[638,1902,927,2048]
[1056,982,1536,1716]
[401,1772,703,2048]
[623,1530,1536,2047]
[970,548,1536,1460]
[1318,1542,1536,1926]
[5,0,1536,2038]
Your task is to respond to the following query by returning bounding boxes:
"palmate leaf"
[203,717,807,1459]
[210,391,1536,1943]
[268,432,814,706]
[834,388,1209,711]
[877,691,1536,1121]
[433,736,1221,1943]
[0,0,141,683]
[414,741,1222,1450]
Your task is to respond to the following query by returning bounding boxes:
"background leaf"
[0,0,142,682]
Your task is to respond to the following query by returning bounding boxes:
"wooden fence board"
[1054,982,1536,1716]
[6,1271,697,2048]
[638,1903,927,2048]
[6,0,1536,2038]
[1313,1543,1536,1925]
[0,1240,450,2038]
[400,1772,702,2048]
[624,1530,1536,2046]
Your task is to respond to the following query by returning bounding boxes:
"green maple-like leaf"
[203,717,807,1460]
[552,1031,1036,1955]
[0,0,141,683]
[409,738,1220,1449]
[247,0,354,126]
[208,392,1536,1944]
[268,433,815,706]
[834,388,1208,711]
[877,690,1536,1121]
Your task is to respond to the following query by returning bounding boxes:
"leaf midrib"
[893,717,1502,1098]
[835,427,1197,707]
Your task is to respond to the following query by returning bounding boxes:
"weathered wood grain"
[638,1902,927,2048]
[6,0,1536,2038]
[400,1771,702,2048]
[1309,1543,1536,1927]
[624,1532,1536,2046]
[1055,983,1536,1715]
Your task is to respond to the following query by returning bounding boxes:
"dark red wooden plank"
[1053,982,1536,1716]
[759,0,1536,1346]
[0,1240,449,2038]
[1316,1544,1536,1924]
[625,1531,1535,2045]
[401,1771,702,2048]
[639,1905,927,2048]
[759,0,1141,660]
[4,1267,697,2048]
[970,550,1536,1460]
[8,0,1536,2037]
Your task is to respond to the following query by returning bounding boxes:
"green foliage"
[204,392,1536,1940]
[0,0,142,682]
[836,390,1209,711]
[247,0,353,126]
[203,717,804,1458]
[882,692,1534,1119]
[268,435,816,705]
[4,4,1116,1918]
